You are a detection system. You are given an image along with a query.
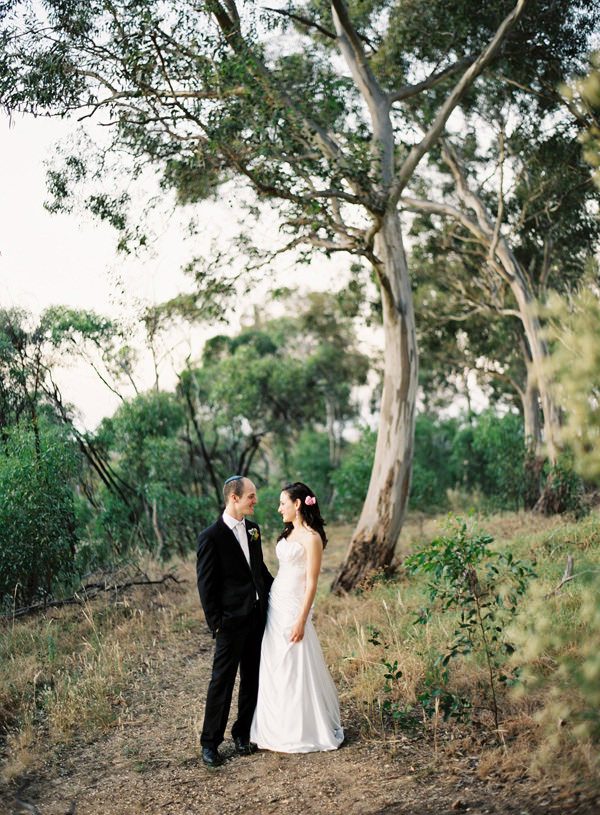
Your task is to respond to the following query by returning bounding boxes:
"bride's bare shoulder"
[300,526,323,548]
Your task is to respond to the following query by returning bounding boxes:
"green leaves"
[544,280,600,482]
[406,516,534,729]
[0,420,80,607]
[39,306,116,348]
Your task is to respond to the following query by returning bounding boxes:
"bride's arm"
[290,533,323,643]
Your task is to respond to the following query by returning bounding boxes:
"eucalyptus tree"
[0,308,45,447]
[278,288,371,468]
[0,305,146,513]
[399,5,600,466]
[0,306,117,440]
[571,52,600,188]
[415,274,538,443]
[2,0,536,589]
[413,247,551,504]
[412,217,549,453]
[0,306,126,602]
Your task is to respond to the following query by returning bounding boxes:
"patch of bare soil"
[2,575,598,815]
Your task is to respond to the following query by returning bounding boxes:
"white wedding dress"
[250,536,344,753]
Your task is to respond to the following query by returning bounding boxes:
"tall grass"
[317,511,600,780]
[1,511,599,790]
[0,566,197,782]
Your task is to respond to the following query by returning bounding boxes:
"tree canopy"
[2,0,598,586]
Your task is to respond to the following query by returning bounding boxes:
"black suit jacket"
[196,516,274,635]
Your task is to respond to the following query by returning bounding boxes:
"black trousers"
[200,605,264,749]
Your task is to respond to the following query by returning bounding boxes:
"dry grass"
[0,562,198,782]
[315,510,600,784]
[2,509,599,793]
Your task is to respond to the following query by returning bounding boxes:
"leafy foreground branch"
[405,518,534,735]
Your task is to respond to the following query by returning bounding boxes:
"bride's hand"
[290,619,305,643]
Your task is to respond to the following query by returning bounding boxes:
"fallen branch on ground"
[2,573,186,620]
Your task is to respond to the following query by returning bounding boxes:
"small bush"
[510,560,600,767]
[536,457,585,517]
[0,421,80,607]
[331,428,376,521]
[451,411,526,510]
[405,517,534,731]
[410,415,457,511]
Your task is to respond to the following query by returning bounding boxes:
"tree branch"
[4,573,185,620]
[545,555,575,598]
[263,6,337,40]
[401,195,489,244]
[488,123,506,264]
[388,57,475,104]
[330,0,386,113]
[400,194,517,289]
[208,0,368,200]
[390,0,529,204]
[330,0,391,185]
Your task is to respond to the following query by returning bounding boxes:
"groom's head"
[223,475,257,517]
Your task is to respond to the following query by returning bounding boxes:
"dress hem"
[255,741,343,754]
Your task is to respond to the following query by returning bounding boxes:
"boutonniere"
[248,528,260,542]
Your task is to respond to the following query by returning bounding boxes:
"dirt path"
[3,571,599,815]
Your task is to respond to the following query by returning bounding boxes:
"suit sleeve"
[196,529,222,634]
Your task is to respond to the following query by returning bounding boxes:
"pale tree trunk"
[328,0,527,590]
[521,356,544,508]
[325,396,340,469]
[519,294,569,512]
[441,141,562,463]
[404,144,562,465]
[522,362,542,452]
[477,237,568,510]
[495,252,561,465]
[332,210,418,592]
[468,186,561,462]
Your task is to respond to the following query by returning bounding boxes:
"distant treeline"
[0,299,585,608]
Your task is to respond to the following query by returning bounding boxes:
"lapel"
[216,516,252,575]
[244,520,259,575]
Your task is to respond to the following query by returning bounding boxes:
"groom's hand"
[290,619,305,643]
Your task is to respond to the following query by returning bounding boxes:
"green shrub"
[537,457,585,517]
[88,392,212,560]
[331,428,376,521]
[410,415,457,512]
[451,411,526,510]
[253,482,286,542]
[0,421,80,607]
[405,517,534,730]
[510,566,600,764]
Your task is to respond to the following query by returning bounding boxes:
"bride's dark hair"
[278,482,328,548]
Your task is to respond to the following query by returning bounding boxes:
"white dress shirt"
[222,511,258,600]
[222,511,251,566]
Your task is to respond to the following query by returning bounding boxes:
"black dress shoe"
[233,736,258,756]
[201,746,223,767]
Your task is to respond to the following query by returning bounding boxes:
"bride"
[250,481,344,753]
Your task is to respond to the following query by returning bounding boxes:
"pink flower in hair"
[305,495,317,506]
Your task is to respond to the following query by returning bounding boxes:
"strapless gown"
[250,536,344,752]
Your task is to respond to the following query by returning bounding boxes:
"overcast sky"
[0,112,357,428]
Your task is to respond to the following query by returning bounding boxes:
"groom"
[196,475,274,768]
